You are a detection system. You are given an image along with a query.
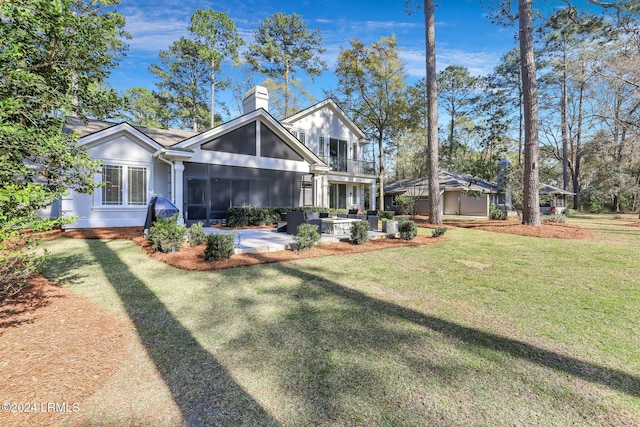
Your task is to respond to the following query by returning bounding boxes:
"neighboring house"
[385,169,573,217]
[61,86,377,229]
[385,170,494,217]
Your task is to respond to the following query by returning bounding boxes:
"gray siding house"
[61,86,377,228]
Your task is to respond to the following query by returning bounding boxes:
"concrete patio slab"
[203,227,386,254]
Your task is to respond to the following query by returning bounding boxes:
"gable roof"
[386,170,493,196]
[281,98,368,142]
[386,171,576,197]
[64,116,196,147]
[176,108,329,170]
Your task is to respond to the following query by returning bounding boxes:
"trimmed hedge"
[293,223,321,252]
[204,233,234,261]
[398,219,418,240]
[350,220,370,245]
[227,206,341,227]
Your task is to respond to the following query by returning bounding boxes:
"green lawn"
[42,215,640,426]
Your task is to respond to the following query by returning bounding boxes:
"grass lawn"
[42,214,640,426]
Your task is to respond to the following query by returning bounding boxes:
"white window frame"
[95,161,150,209]
[291,129,307,145]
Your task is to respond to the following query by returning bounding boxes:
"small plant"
[188,222,206,247]
[490,203,508,220]
[204,233,234,261]
[148,214,186,253]
[542,214,567,224]
[381,211,395,220]
[431,227,447,238]
[350,220,370,245]
[293,223,321,252]
[398,220,418,240]
[1,252,46,299]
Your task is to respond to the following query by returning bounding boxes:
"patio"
[204,227,386,254]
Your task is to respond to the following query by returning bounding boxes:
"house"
[385,170,494,217]
[385,169,573,217]
[61,86,377,229]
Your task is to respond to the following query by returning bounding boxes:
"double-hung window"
[101,164,148,207]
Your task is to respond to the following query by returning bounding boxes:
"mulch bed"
[0,277,129,427]
[447,220,595,240]
[139,234,448,271]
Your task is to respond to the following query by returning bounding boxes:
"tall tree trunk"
[284,62,290,117]
[378,134,385,212]
[518,85,523,166]
[425,0,442,224]
[519,0,541,226]
[572,78,586,209]
[561,43,569,192]
[210,58,215,129]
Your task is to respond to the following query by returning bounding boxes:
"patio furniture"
[286,211,306,234]
[306,212,323,229]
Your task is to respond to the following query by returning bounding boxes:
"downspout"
[153,149,175,204]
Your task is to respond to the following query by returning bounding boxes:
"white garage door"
[460,194,488,216]
[443,192,459,215]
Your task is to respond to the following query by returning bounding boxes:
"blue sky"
[106,0,593,119]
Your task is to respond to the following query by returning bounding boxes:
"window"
[102,165,122,205]
[128,167,147,205]
[101,164,148,207]
[291,129,306,145]
[319,136,325,157]
[351,185,358,205]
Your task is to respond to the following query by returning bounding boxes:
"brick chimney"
[242,86,269,114]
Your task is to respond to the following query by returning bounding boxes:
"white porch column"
[314,174,324,207]
[369,182,376,211]
[174,161,185,224]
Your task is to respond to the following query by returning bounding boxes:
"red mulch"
[0,277,129,427]
[138,233,448,271]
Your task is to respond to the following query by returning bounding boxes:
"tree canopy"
[245,12,327,118]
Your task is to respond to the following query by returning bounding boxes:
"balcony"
[319,156,376,176]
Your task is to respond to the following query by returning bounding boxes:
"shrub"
[542,214,567,224]
[1,252,46,300]
[394,194,416,216]
[490,203,508,220]
[565,208,577,217]
[227,206,276,227]
[350,220,369,245]
[399,220,418,240]
[431,227,447,238]
[204,233,234,261]
[293,223,321,252]
[188,222,206,246]
[148,214,186,253]
[381,210,395,220]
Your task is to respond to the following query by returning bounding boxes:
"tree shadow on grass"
[210,261,639,425]
[282,264,640,399]
[84,240,279,426]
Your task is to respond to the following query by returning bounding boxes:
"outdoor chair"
[286,211,306,234]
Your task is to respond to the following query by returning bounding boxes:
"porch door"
[185,178,208,225]
[329,183,347,209]
[330,138,348,172]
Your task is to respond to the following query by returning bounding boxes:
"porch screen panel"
[211,178,231,211]
[102,165,122,205]
[128,166,147,205]
[231,179,250,207]
[249,180,270,206]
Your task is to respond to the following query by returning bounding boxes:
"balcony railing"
[319,156,376,176]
